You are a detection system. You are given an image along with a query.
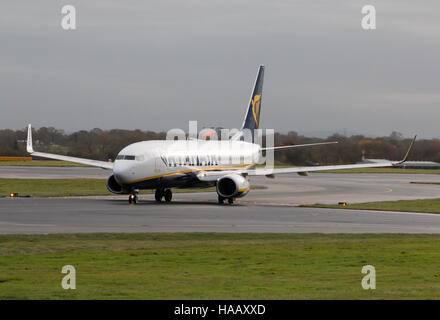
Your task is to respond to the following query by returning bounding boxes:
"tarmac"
[1,166,440,234]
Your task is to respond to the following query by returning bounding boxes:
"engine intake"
[216,174,250,198]
[106,175,129,194]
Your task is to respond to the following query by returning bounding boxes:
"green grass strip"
[0,233,439,299]
[0,178,217,197]
[307,198,440,214]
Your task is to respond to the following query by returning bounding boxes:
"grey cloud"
[0,0,439,138]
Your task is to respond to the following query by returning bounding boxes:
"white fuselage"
[113,140,260,190]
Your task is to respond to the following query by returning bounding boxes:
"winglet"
[26,124,34,153]
[395,135,416,165]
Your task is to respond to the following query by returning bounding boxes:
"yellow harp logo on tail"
[251,94,261,127]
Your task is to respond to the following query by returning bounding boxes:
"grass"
[0,178,265,198]
[258,165,440,174]
[306,198,440,214]
[410,181,440,185]
[0,178,111,197]
[321,168,440,174]
[0,233,439,299]
[0,160,88,167]
[0,178,219,198]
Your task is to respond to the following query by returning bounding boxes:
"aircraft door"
[155,157,162,174]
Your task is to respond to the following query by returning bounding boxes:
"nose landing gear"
[128,192,138,204]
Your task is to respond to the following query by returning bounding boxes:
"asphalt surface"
[1,196,440,234]
[1,166,440,234]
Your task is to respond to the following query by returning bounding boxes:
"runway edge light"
[10,192,18,198]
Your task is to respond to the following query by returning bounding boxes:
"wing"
[196,135,416,181]
[246,135,416,177]
[26,124,113,170]
[245,161,395,176]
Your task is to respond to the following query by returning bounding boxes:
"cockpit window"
[116,155,135,160]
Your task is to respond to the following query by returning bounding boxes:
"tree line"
[0,127,438,165]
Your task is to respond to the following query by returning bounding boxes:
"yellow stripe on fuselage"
[125,163,255,185]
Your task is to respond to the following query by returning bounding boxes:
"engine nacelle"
[106,175,129,194]
[216,174,250,198]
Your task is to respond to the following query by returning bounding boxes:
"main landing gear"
[218,195,234,205]
[155,188,173,202]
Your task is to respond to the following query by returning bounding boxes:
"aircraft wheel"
[218,195,225,204]
[155,189,163,202]
[164,189,172,202]
[228,198,234,205]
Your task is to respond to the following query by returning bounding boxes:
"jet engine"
[216,174,250,198]
[106,175,129,194]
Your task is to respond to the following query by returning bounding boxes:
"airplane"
[26,65,416,205]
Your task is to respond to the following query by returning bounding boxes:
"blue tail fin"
[242,65,264,131]
[232,65,265,142]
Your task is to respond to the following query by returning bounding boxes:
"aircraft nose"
[113,161,133,184]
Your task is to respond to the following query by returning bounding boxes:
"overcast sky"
[1,1,439,138]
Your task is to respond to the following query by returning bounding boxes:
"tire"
[218,195,225,204]
[155,189,163,202]
[228,198,234,204]
[164,189,172,202]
